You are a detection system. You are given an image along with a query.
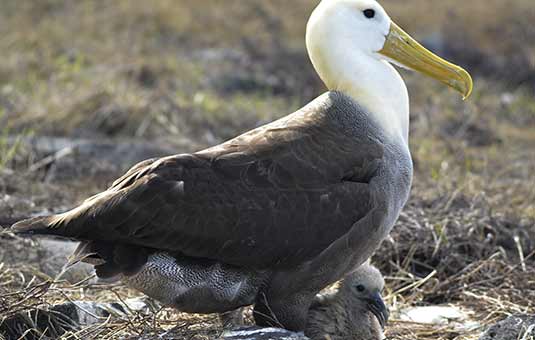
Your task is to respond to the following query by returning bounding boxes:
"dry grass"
[378,193,535,339]
[0,0,534,339]
[1,0,534,140]
[0,249,221,340]
[1,190,533,339]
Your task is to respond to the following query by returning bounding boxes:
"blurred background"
[0,1,534,339]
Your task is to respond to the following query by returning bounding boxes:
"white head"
[306,0,472,143]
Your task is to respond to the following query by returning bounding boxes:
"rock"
[0,298,152,340]
[399,305,480,332]
[0,216,19,228]
[219,326,309,340]
[130,325,309,340]
[23,136,179,182]
[400,306,467,325]
[0,193,36,223]
[0,235,94,283]
[478,315,535,340]
[10,136,201,182]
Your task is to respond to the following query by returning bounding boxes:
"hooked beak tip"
[366,293,389,330]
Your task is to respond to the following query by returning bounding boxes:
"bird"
[305,263,387,340]
[11,0,472,332]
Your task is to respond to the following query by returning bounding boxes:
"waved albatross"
[12,0,472,331]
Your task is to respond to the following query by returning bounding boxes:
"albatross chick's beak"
[379,22,473,100]
[366,292,389,330]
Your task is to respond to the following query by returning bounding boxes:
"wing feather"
[12,93,384,269]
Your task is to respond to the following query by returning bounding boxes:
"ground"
[0,1,534,339]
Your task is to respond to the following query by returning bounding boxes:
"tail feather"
[10,215,59,236]
[11,215,150,280]
[66,241,104,267]
[69,241,150,279]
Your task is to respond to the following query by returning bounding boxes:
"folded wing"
[12,93,384,269]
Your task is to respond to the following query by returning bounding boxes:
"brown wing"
[13,92,384,269]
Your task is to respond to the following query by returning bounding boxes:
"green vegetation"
[0,109,30,170]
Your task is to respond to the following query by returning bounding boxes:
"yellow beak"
[379,22,473,99]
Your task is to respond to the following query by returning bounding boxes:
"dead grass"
[0,0,534,339]
[1,189,533,339]
[377,193,534,339]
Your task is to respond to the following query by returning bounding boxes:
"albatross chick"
[306,263,387,340]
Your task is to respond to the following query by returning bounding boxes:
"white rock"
[400,306,467,325]
[399,305,481,332]
[220,326,309,340]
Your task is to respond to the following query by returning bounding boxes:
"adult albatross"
[12,0,472,332]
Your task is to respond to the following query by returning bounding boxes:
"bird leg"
[253,290,315,332]
[219,308,246,330]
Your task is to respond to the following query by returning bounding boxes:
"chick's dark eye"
[363,9,376,19]
[356,284,366,292]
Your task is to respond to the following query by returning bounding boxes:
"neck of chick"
[307,35,410,145]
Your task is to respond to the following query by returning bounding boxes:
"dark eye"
[356,284,366,292]
[363,9,376,19]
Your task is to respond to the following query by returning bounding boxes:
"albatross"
[306,263,388,340]
[12,0,472,332]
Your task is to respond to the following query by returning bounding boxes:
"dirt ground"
[1,1,534,339]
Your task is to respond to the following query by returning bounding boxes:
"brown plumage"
[305,263,387,340]
[13,94,382,270]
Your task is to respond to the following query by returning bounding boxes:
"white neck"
[307,38,410,145]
